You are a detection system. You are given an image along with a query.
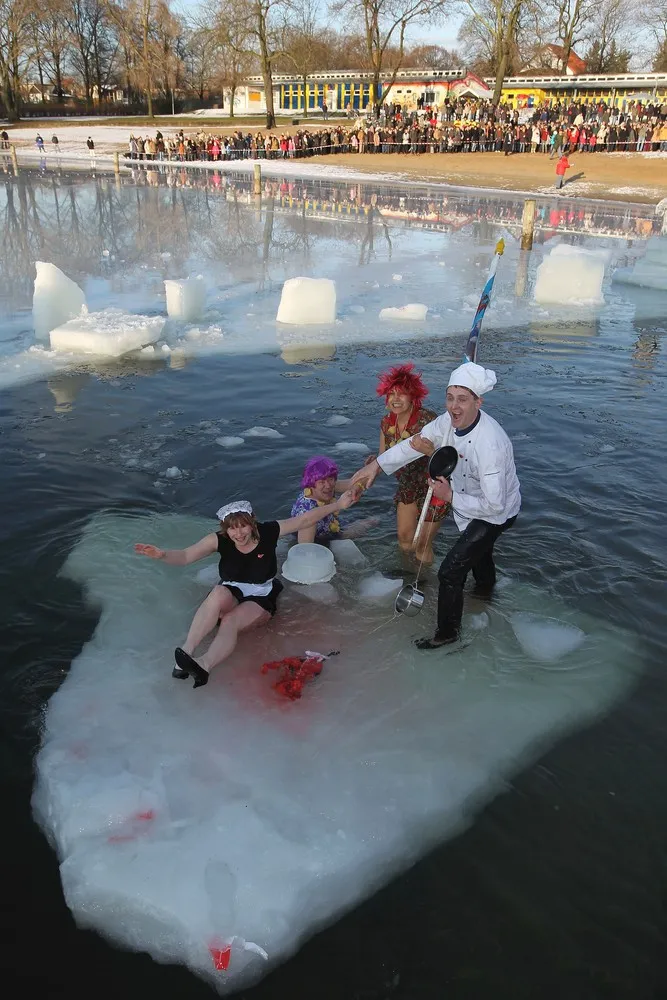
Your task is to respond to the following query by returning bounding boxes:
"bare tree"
[1,0,33,119]
[37,0,74,101]
[457,0,530,104]
[635,0,667,69]
[279,0,334,116]
[107,0,177,115]
[329,0,442,108]
[67,0,119,106]
[405,42,461,67]
[582,0,632,72]
[544,0,596,73]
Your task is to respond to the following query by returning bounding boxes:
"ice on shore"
[276,277,336,325]
[612,236,667,292]
[32,512,640,994]
[49,309,165,358]
[165,277,207,321]
[534,245,606,305]
[379,304,428,321]
[33,261,87,338]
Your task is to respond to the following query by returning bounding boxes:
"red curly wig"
[376,363,429,407]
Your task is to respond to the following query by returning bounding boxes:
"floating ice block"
[49,309,165,357]
[164,277,207,321]
[276,277,336,325]
[534,245,605,305]
[511,612,585,662]
[33,261,87,338]
[281,543,336,584]
[612,236,667,292]
[379,303,428,321]
[358,573,403,600]
[32,513,640,994]
[329,539,369,569]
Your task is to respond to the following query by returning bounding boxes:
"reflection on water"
[0,165,659,316]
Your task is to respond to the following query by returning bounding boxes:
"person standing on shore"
[350,362,521,650]
[555,152,573,189]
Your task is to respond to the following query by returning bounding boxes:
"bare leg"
[199,602,270,673]
[396,502,419,556]
[414,519,441,566]
[182,585,238,655]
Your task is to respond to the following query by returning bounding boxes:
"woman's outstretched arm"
[134,533,218,566]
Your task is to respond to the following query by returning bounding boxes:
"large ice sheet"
[49,309,165,357]
[32,512,640,993]
[33,261,87,338]
[164,277,207,321]
[276,277,336,325]
[612,236,667,292]
[534,244,606,305]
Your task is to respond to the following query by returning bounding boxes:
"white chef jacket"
[377,410,521,532]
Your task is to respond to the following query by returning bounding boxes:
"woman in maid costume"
[135,492,359,687]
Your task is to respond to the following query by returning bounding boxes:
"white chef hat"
[216,500,253,521]
[448,362,497,397]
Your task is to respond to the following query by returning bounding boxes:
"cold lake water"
[1,164,666,999]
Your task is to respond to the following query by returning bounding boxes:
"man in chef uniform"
[351,361,521,649]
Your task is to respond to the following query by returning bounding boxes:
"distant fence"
[2,98,226,120]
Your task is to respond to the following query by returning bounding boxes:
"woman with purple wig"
[290,456,354,544]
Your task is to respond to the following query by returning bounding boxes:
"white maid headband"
[216,500,253,521]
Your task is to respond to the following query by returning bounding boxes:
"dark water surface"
[1,169,666,999]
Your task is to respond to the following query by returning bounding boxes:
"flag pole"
[413,238,505,545]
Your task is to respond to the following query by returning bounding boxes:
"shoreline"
[5,123,667,207]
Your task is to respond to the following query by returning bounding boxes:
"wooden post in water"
[520,198,536,251]
[10,144,19,176]
[253,162,261,196]
[113,151,120,176]
[515,250,530,298]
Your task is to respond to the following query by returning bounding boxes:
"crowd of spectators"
[125,95,667,164]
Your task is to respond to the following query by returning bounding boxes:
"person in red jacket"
[555,153,573,190]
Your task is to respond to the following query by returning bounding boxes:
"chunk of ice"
[358,573,403,601]
[32,514,639,994]
[379,304,428,321]
[334,441,369,454]
[293,582,339,604]
[164,277,207,321]
[49,309,165,358]
[215,436,245,448]
[243,426,284,439]
[276,277,336,325]
[195,564,220,587]
[325,414,352,427]
[329,539,369,569]
[612,236,667,292]
[534,245,605,305]
[511,612,585,662]
[33,261,87,338]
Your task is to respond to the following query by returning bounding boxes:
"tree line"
[1,0,665,124]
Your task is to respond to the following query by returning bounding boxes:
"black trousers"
[436,516,517,640]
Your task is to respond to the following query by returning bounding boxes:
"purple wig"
[301,455,339,488]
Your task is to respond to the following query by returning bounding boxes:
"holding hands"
[350,459,380,490]
[410,433,435,457]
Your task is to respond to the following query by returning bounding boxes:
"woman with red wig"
[375,363,449,564]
